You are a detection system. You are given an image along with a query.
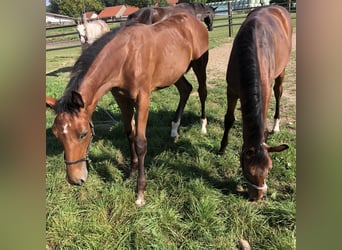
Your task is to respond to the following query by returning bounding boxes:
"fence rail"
[46,1,296,51]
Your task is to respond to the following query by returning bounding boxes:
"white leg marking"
[135,195,146,207]
[200,118,207,134]
[171,120,180,138]
[272,118,280,133]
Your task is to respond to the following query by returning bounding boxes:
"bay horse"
[76,14,110,51]
[127,3,216,31]
[126,3,215,137]
[46,12,208,206]
[175,3,216,31]
[218,6,292,201]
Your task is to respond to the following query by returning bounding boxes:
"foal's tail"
[236,21,264,145]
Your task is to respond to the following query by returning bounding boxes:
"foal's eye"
[80,131,88,139]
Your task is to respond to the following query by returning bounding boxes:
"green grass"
[46,15,296,249]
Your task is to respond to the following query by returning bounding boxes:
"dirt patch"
[206,31,297,129]
[207,32,296,78]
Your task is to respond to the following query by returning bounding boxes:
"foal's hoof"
[271,128,280,134]
[238,239,251,250]
[135,198,146,207]
[218,148,225,156]
[200,118,208,134]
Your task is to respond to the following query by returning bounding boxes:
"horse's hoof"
[171,121,180,138]
[170,132,179,138]
[272,119,280,133]
[135,198,146,207]
[200,118,207,134]
[238,239,251,250]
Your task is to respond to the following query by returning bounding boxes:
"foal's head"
[76,24,87,44]
[46,92,94,185]
[241,143,289,201]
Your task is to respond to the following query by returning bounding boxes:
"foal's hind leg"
[171,77,193,138]
[272,69,285,133]
[191,51,209,134]
[219,90,238,155]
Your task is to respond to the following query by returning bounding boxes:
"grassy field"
[46,14,296,249]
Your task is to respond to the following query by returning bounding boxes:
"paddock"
[46,10,296,249]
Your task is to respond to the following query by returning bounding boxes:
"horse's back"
[249,6,292,52]
[147,13,208,87]
[228,5,292,87]
[88,13,208,91]
[87,20,110,44]
[254,6,292,78]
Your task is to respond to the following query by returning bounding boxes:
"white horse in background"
[76,14,110,51]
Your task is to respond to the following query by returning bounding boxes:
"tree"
[48,0,62,14]
[54,0,105,17]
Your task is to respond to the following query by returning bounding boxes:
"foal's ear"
[71,91,85,108]
[46,96,56,109]
[266,144,289,153]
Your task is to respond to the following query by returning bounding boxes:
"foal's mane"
[126,7,155,25]
[236,18,264,149]
[55,27,123,114]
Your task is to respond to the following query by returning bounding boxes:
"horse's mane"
[55,27,123,114]
[177,2,205,8]
[236,18,264,148]
[126,8,155,25]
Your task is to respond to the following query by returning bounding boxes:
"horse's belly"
[152,63,189,90]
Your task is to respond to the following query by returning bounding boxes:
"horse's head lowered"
[203,6,216,31]
[46,92,94,185]
[241,143,289,201]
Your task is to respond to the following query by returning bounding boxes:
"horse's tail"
[236,20,264,145]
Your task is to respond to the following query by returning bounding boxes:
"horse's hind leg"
[191,51,209,134]
[272,69,285,133]
[171,77,193,138]
[219,90,238,155]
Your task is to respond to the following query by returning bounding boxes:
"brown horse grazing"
[126,4,214,137]
[218,6,292,201]
[76,14,110,51]
[127,3,216,31]
[46,12,208,206]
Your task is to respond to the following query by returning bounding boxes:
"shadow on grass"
[46,108,242,196]
[46,66,73,77]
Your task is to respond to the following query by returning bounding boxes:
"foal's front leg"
[134,92,150,207]
[272,69,285,133]
[219,89,238,155]
[111,91,138,178]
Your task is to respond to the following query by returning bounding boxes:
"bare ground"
[206,31,297,130]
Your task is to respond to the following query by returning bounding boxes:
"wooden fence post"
[228,0,233,37]
[288,0,292,12]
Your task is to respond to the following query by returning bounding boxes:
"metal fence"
[210,0,296,37]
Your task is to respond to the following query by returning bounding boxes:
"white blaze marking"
[62,123,69,134]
